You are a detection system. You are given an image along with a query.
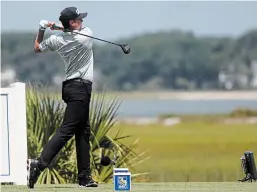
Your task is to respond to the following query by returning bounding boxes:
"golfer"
[27,7,98,189]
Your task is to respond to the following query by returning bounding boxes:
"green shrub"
[229,108,257,117]
[26,84,149,184]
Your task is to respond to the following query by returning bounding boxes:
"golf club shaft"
[70,31,120,46]
[53,25,121,46]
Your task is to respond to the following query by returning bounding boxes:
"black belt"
[63,78,92,86]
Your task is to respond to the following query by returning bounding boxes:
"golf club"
[52,24,131,54]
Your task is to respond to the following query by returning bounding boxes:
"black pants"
[38,78,92,180]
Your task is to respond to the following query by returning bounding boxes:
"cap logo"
[76,9,79,15]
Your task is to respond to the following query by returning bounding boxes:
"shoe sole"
[79,183,98,187]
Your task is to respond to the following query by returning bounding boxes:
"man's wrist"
[39,27,46,31]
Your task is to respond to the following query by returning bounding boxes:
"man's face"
[69,18,83,30]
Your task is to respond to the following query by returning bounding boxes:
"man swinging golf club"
[27,7,98,188]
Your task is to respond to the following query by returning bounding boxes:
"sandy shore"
[107,90,257,100]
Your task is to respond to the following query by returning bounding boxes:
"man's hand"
[39,20,48,30]
[39,20,64,31]
[39,20,56,30]
[50,23,64,31]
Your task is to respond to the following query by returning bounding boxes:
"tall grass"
[110,122,257,182]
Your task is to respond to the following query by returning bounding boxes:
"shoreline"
[104,90,257,100]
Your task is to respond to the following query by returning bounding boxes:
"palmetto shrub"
[26,84,149,184]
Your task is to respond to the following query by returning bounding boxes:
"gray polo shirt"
[39,27,94,82]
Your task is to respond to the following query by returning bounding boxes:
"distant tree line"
[2,29,257,91]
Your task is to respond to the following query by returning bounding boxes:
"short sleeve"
[77,27,93,48]
[39,35,58,52]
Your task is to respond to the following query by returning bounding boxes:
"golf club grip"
[51,24,120,46]
[71,31,120,46]
[52,24,64,30]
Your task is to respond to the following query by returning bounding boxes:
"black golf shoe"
[79,175,98,187]
[27,159,42,189]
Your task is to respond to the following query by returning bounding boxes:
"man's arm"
[34,29,45,53]
[33,20,56,53]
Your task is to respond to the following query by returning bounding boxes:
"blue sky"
[1,1,257,40]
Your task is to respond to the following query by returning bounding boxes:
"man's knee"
[57,125,76,139]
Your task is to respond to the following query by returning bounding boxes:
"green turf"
[2,183,257,192]
[109,121,257,182]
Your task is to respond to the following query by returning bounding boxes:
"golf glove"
[39,20,49,30]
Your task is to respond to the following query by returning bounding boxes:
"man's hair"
[59,16,70,30]
[61,20,70,30]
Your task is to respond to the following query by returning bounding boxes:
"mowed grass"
[109,121,257,182]
[2,183,257,192]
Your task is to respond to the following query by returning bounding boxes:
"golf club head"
[120,44,131,54]
[100,156,116,166]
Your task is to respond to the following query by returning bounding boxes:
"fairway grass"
[109,122,257,182]
[2,182,257,192]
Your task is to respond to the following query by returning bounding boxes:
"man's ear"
[69,20,73,26]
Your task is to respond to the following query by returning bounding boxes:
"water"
[116,99,257,117]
